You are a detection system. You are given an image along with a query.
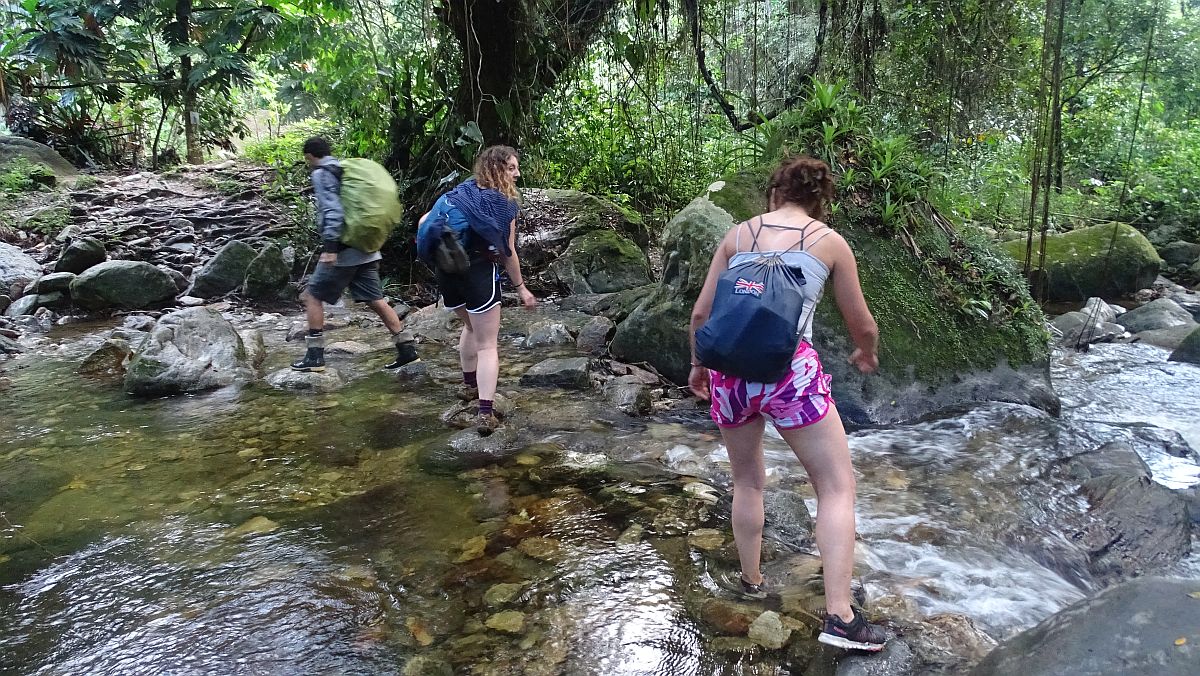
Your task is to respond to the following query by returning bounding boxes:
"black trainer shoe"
[384,341,419,370]
[714,569,768,600]
[818,612,887,652]
[739,575,768,600]
[291,347,326,372]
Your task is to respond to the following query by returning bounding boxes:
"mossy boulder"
[124,307,256,395]
[619,171,1054,424]
[55,236,107,274]
[0,136,77,178]
[549,230,651,294]
[518,188,650,270]
[610,197,733,383]
[999,223,1162,301]
[242,243,291,299]
[69,260,178,310]
[188,240,256,298]
[1168,325,1200,364]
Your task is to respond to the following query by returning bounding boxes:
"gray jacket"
[312,156,381,267]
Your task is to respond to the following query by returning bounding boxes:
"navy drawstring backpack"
[694,218,815,383]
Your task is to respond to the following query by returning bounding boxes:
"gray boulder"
[157,265,188,293]
[78,338,132,381]
[1082,296,1121,324]
[70,260,178,310]
[242,243,291,299]
[188,240,256,298]
[124,307,257,395]
[611,197,732,382]
[33,272,75,294]
[1157,240,1200,267]
[604,375,652,416]
[971,577,1200,675]
[523,321,574,348]
[1168,325,1200,364]
[1133,325,1197,351]
[520,357,592,389]
[417,425,519,475]
[3,294,38,317]
[54,236,106,274]
[549,230,651,294]
[1118,298,1196,333]
[1051,310,1125,345]
[0,136,77,177]
[576,315,616,354]
[1065,442,1192,583]
[0,242,42,289]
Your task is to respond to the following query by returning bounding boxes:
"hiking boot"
[475,413,502,436]
[456,385,479,401]
[818,612,887,652]
[384,340,419,370]
[738,575,768,600]
[291,335,326,372]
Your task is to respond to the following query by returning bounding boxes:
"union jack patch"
[733,277,765,297]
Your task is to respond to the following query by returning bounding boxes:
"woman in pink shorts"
[688,156,887,651]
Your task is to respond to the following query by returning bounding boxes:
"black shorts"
[307,261,384,304]
[438,260,502,314]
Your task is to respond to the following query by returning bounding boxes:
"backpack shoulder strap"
[780,219,819,253]
[749,216,767,252]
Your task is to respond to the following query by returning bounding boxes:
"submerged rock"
[78,338,132,380]
[971,577,1199,675]
[266,367,344,392]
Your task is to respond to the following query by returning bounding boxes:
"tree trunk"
[175,0,202,164]
[436,0,618,146]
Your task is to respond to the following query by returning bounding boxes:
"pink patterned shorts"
[709,341,834,430]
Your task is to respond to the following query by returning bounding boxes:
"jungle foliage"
[2,0,1198,242]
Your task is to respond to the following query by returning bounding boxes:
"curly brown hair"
[768,155,835,221]
[473,145,520,200]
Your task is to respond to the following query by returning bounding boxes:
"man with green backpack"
[291,137,419,372]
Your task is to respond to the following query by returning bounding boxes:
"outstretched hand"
[518,286,537,309]
[848,348,879,374]
[688,365,710,400]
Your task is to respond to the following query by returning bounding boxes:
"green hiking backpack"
[336,158,404,253]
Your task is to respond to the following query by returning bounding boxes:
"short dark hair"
[302,136,331,158]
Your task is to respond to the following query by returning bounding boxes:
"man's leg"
[292,289,330,372]
[366,298,419,368]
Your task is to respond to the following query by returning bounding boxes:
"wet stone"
[517,536,563,562]
[230,515,278,536]
[485,611,525,634]
[700,598,760,635]
[483,582,526,607]
[748,611,791,649]
[519,357,592,389]
[266,367,344,392]
[687,528,726,551]
[326,340,372,355]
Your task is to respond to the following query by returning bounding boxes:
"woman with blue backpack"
[689,156,887,652]
[417,145,537,435]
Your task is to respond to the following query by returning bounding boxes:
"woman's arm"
[503,218,536,308]
[687,227,737,397]
[828,235,879,373]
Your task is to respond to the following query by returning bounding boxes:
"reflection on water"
[2,326,1199,673]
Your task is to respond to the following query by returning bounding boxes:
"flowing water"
[1,315,1198,675]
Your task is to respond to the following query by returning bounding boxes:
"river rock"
[700,598,760,635]
[762,488,816,547]
[0,334,21,354]
[1051,311,1125,345]
[266,367,344,392]
[1083,296,1121,324]
[611,197,732,382]
[575,315,615,354]
[188,240,256,298]
[405,302,460,344]
[1117,298,1196,333]
[523,321,574,348]
[78,338,132,380]
[549,230,651,294]
[604,375,652,416]
[520,357,592,389]
[1066,442,1192,583]
[239,329,266,368]
[971,577,1199,675]
[54,236,106,274]
[33,272,75,295]
[1132,325,1197,350]
[833,639,916,676]
[1000,222,1162,301]
[747,611,790,649]
[417,424,519,475]
[157,265,188,293]
[70,260,178,310]
[1157,240,1200,267]
[1168,325,1200,364]
[242,242,291,299]
[0,242,42,290]
[483,583,526,607]
[124,307,256,395]
[485,611,525,634]
[0,295,9,314]
[4,294,38,317]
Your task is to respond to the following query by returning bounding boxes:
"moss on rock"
[999,222,1162,301]
[549,230,651,294]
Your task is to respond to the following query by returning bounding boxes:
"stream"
[1,309,1198,675]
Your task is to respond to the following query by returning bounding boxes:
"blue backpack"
[694,219,817,383]
[416,194,472,274]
